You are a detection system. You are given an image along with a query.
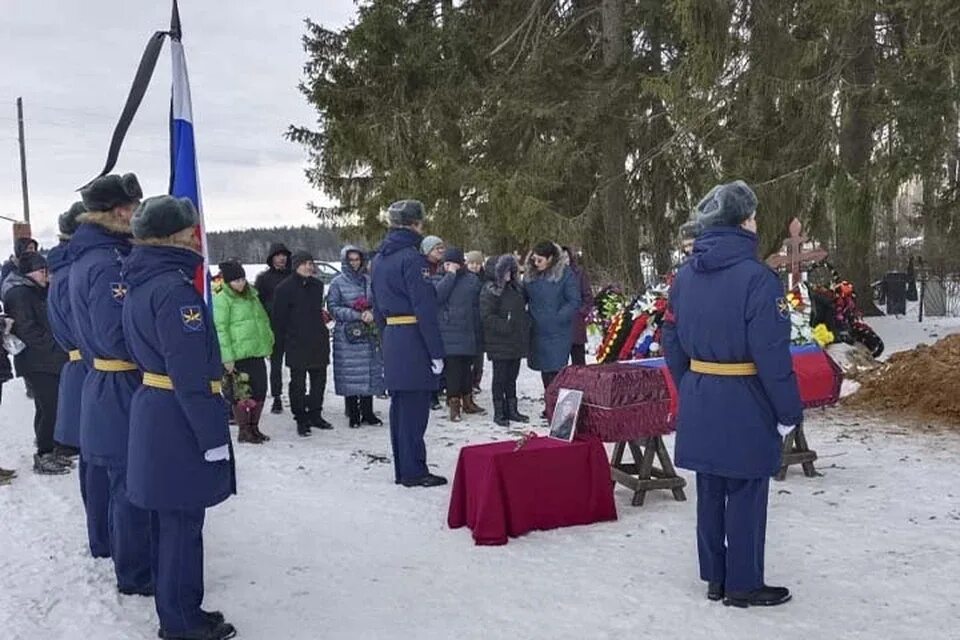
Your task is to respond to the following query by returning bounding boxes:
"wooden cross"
[766,218,828,288]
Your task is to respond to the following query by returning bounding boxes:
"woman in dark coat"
[479,255,530,427]
[435,247,484,421]
[524,242,581,391]
[328,245,385,428]
[563,246,594,366]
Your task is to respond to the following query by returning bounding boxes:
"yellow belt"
[386,315,417,326]
[142,372,222,395]
[690,360,758,376]
[93,358,138,372]
[69,350,82,362]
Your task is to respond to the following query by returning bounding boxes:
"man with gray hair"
[370,200,447,487]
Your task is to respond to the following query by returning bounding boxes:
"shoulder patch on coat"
[110,282,128,304]
[180,305,204,332]
[776,296,791,320]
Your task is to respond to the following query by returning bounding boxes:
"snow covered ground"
[2,315,960,639]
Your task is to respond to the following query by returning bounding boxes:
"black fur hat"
[59,201,87,237]
[131,195,198,240]
[81,173,143,211]
[17,252,48,275]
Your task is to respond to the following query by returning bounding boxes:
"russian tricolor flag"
[170,37,209,303]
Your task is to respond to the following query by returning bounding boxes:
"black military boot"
[723,585,791,608]
[158,620,237,640]
[506,398,530,423]
[270,397,283,415]
[493,398,510,427]
[707,582,724,602]
[296,420,311,437]
[310,413,334,430]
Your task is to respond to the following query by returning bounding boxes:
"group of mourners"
[0,173,806,638]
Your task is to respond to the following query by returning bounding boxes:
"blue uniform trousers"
[153,509,207,634]
[695,473,769,593]
[389,391,431,483]
[107,465,154,592]
[80,457,112,558]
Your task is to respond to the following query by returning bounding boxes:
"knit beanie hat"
[421,235,444,255]
[131,195,198,240]
[696,180,758,228]
[219,261,246,283]
[443,246,465,266]
[464,250,484,265]
[18,252,48,275]
[290,251,314,272]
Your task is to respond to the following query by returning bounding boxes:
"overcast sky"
[0,0,358,255]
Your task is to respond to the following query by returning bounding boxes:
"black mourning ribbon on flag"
[80,1,183,190]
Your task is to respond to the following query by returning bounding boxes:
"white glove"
[204,444,231,462]
[431,359,444,375]
[777,424,796,437]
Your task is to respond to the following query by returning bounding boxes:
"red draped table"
[447,436,618,545]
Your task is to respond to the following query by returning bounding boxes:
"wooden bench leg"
[655,437,687,502]
[777,423,818,480]
[629,439,656,506]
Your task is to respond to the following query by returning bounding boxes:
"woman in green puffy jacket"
[214,261,275,444]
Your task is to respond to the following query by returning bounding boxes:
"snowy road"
[2,316,959,639]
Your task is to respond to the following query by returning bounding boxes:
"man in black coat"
[271,251,332,435]
[0,236,39,283]
[2,253,70,475]
[255,242,292,414]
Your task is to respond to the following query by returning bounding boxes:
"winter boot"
[296,419,312,437]
[723,585,792,608]
[270,396,283,415]
[33,453,70,475]
[234,405,261,444]
[493,398,510,427]
[249,401,270,442]
[347,396,362,429]
[506,398,530,423]
[310,413,334,430]
[462,394,487,415]
[431,392,442,411]
[158,620,238,640]
[359,396,383,426]
[448,397,463,422]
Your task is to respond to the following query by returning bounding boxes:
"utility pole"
[16,97,30,224]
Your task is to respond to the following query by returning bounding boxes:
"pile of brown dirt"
[844,334,960,425]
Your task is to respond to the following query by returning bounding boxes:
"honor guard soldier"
[48,201,111,557]
[663,181,803,608]
[371,200,447,488]
[70,173,153,595]
[122,195,236,640]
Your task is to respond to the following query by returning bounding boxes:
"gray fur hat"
[59,201,87,237]
[388,199,425,226]
[696,180,758,228]
[679,219,703,240]
[131,195,198,240]
[81,173,143,212]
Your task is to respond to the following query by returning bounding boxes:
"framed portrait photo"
[549,388,584,442]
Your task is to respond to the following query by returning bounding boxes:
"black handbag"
[344,321,368,344]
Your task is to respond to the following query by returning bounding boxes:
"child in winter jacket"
[214,261,275,443]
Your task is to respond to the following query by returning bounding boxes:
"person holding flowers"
[327,246,385,428]
[213,260,275,444]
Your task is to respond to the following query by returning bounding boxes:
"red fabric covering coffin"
[545,345,842,443]
[447,437,618,545]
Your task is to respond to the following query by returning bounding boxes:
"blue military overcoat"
[121,245,234,511]
[47,241,88,448]
[663,227,804,479]
[68,223,139,467]
[371,228,444,391]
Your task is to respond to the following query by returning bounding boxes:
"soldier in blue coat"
[48,201,111,558]
[70,173,153,595]
[663,181,803,608]
[122,195,236,640]
[371,200,447,488]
